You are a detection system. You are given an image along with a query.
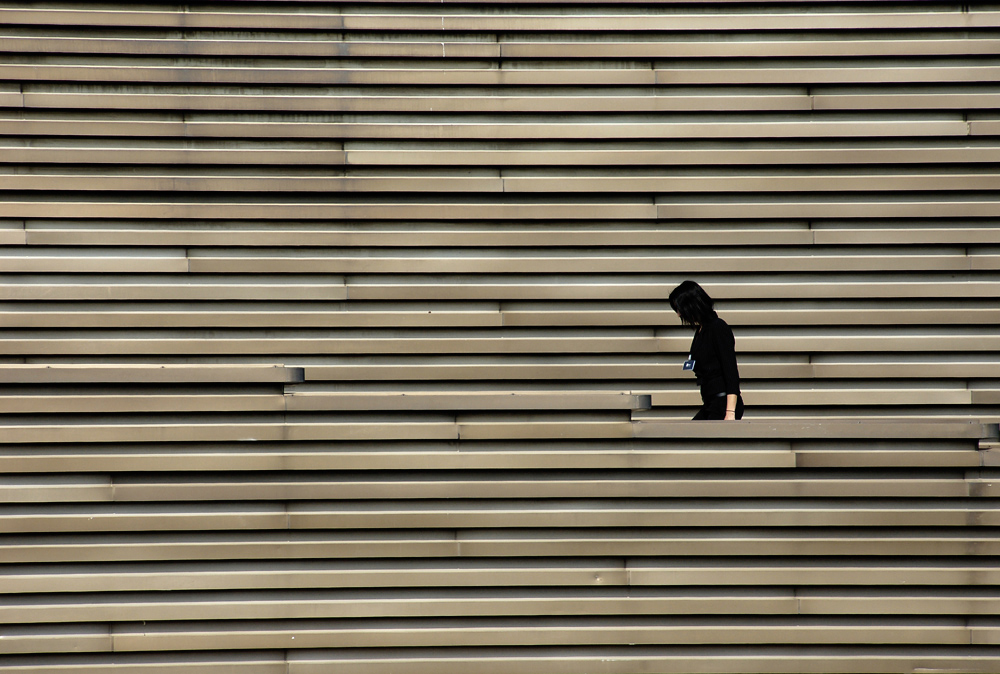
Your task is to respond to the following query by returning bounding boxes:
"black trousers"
[693,394,744,421]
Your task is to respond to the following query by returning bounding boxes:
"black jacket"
[688,315,741,403]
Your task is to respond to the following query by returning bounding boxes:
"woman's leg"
[693,396,725,420]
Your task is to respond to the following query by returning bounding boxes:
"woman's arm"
[712,321,742,417]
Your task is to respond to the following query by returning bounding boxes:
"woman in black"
[669,280,744,421]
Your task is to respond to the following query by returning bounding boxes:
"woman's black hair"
[669,280,717,328]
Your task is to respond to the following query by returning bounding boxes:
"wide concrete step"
[3,500,998,533]
[3,617,999,655]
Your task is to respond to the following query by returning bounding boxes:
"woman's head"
[669,280,716,327]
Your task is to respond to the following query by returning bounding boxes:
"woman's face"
[675,309,698,327]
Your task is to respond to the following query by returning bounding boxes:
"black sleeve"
[711,320,741,396]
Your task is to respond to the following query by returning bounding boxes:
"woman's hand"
[724,394,738,421]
